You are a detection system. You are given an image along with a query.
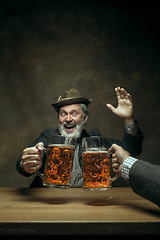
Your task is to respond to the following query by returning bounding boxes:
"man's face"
[58,104,88,138]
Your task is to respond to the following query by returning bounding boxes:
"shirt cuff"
[121,157,138,180]
[125,121,138,135]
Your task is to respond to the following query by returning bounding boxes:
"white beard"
[58,120,85,139]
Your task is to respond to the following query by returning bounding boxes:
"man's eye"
[72,112,78,116]
[60,112,66,117]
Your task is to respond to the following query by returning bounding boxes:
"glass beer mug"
[37,135,75,188]
[82,136,119,190]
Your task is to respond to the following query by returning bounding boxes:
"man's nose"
[65,114,72,122]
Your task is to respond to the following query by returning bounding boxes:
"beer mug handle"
[108,173,119,182]
[35,148,47,179]
[36,171,44,179]
[108,150,120,183]
[43,147,47,153]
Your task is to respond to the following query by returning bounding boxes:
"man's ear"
[84,115,88,124]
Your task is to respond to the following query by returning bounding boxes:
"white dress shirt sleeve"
[121,157,138,180]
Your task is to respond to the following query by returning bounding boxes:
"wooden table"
[0,187,160,237]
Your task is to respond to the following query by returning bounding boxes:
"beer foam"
[83,148,107,154]
[48,144,75,148]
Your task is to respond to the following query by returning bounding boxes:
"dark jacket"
[129,160,160,207]
[16,128,144,187]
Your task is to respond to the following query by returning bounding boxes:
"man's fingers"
[112,163,119,169]
[23,142,44,155]
[23,147,39,155]
[114,87,132,104]
[36,142,44,151]
[22,160,42,173]
[23,160,41,167]
[113,168,119,174]
[109,143,119,153]
[126,93,133,102]
[106,104,116,113]
[115,87,121,101]
[112,158,117,163]
[23,142,44,160]
[22,154,40,162]
[117,87,130,100]
[25,165,42,173]
[35,142,44,159]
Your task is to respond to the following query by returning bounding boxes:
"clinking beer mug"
[82,136,119,190]
[37,135,75,188]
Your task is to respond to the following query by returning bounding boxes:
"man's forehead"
[59,104,81,112]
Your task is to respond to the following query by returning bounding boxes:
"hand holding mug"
[109,144,130,175]
[21,142,44,173]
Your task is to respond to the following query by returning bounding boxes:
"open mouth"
[64,123,76,133]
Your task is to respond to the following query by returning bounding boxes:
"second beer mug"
[82,136,119,190]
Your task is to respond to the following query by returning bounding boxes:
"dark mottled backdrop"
[0,0,160,187]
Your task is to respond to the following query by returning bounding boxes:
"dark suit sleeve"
[129,160,160,207]
[108,127,144,157]
[16,129,58,177]
[122,127,144,156]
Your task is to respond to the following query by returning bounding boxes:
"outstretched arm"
[109,144,160,207]
[106,87,144,156]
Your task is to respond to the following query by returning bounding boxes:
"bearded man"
[16,87,144,187]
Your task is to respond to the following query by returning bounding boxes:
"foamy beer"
[43,136,75,188]
[82,137,118,190]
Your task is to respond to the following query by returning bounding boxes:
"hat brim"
[52,97,91,109]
